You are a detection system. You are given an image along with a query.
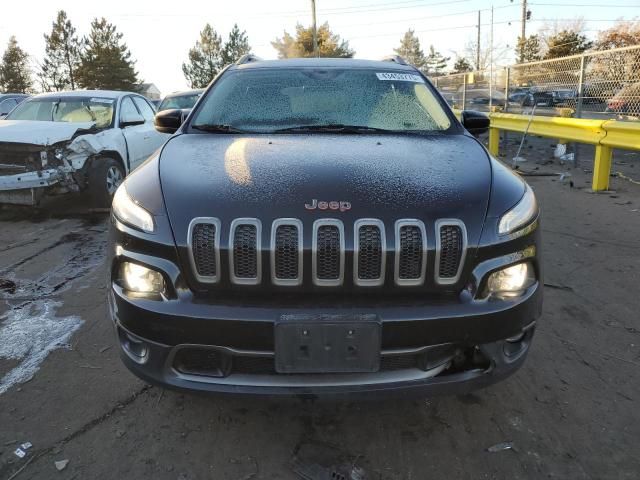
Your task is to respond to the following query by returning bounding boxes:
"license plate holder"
[275,314,381,374]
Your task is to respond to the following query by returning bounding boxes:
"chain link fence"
[432,45,640,121]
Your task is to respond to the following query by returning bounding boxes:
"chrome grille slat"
[354,219,386,286]
[188,217,221,284]
[271,218,303,286]
[435,219,467,285]
[394,220,427,286]
[312,219,345,286]
[229,218,262,285]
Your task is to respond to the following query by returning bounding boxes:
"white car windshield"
[7,96,115,129]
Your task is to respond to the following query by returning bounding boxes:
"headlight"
[120,262,164,294]
[112,183,154,233]
[485,262,535,298]
[498,184,537,235]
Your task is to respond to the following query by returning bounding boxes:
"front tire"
[89,157,125,207]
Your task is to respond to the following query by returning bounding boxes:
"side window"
[119,97,140,123]
[132,97,155,122]
[0,98,16,114]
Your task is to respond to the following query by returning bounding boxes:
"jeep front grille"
[187,218,466,288]
[354,219,386,286]
[229,219,261,284]
[272,219,303,285]
[395,220,427,286]
[313,220,344,286]
[188,218,221,283]
[435,219,467,285]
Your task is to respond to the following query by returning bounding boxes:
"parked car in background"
[519,89,555,107]
[551,88,577,107]
[0,93,30,119]
[462,88,506,107]
[149,99,161,110]
[0,90,169,206]
[157,89,204,112]
[607,82,640,116]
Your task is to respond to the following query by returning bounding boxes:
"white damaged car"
[0,90,169,206]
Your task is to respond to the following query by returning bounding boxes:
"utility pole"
[476,10,481,70]
[519,0,527,62]
[489,5,494,108]
[311,0,319,57]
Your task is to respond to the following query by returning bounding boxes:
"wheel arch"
[92,150,127,175]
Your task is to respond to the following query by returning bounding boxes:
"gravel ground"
[0,140,639,480]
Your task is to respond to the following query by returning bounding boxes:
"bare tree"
[463,34,509,71]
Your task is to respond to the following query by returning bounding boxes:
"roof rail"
[381,55,408,66]
[235,54,263,65]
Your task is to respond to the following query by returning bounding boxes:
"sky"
[1,0,638,95]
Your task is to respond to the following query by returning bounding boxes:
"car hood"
[0,120,96,146]
[160,133,493,247]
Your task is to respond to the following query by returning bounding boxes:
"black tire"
[88,157,125,208]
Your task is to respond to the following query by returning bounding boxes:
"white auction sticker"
[376,72,424,83]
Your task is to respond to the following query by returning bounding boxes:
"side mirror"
[154,108,190,134]
[120,113,145,128]
[461,110,490,137]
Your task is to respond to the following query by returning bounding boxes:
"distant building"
[138,83,161,100]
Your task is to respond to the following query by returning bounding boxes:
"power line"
[529,2,640,7]
[330,3,518,28]
[317,0,472,15]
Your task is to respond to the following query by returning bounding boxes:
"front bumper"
[113,319,535,398]
[108,277,541,397]
[0,169,62,205]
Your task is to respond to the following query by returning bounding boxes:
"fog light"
[121,262,164,294]
[486,262,535,298]
[123,332,148,359]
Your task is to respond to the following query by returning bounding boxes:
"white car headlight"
[486,262,535,298]
[112,183,154,233]
[498,184,538,235]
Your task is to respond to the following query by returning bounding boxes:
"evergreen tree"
[424,45,450,76]
[75,18,139,91]
[0,36,32,93]
[516,35,541,63]
[394,30,427,71]
[271,23,354,58]
[41,10,81,91]
[543,30,592,59]
[182,24,223,88]
[222,24,251,65]
[452,57,473,73]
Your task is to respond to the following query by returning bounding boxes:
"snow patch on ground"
[0,300,82,395]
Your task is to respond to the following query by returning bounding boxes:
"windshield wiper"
[191,124,248,134]
[273,124,394,134]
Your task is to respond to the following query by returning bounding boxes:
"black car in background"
[108,56,542,397]
[519,90,555,107]
[0,93,30,119]
[157,89,204,112]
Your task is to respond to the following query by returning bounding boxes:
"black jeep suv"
[107,56,541,397]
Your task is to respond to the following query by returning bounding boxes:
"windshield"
[7,96,115,128]
[192,68,451,133]
[158,93,201,111]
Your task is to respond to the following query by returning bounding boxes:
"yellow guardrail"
[453,110,640,191]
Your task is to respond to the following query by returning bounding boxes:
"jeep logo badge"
[305,199,352,212]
